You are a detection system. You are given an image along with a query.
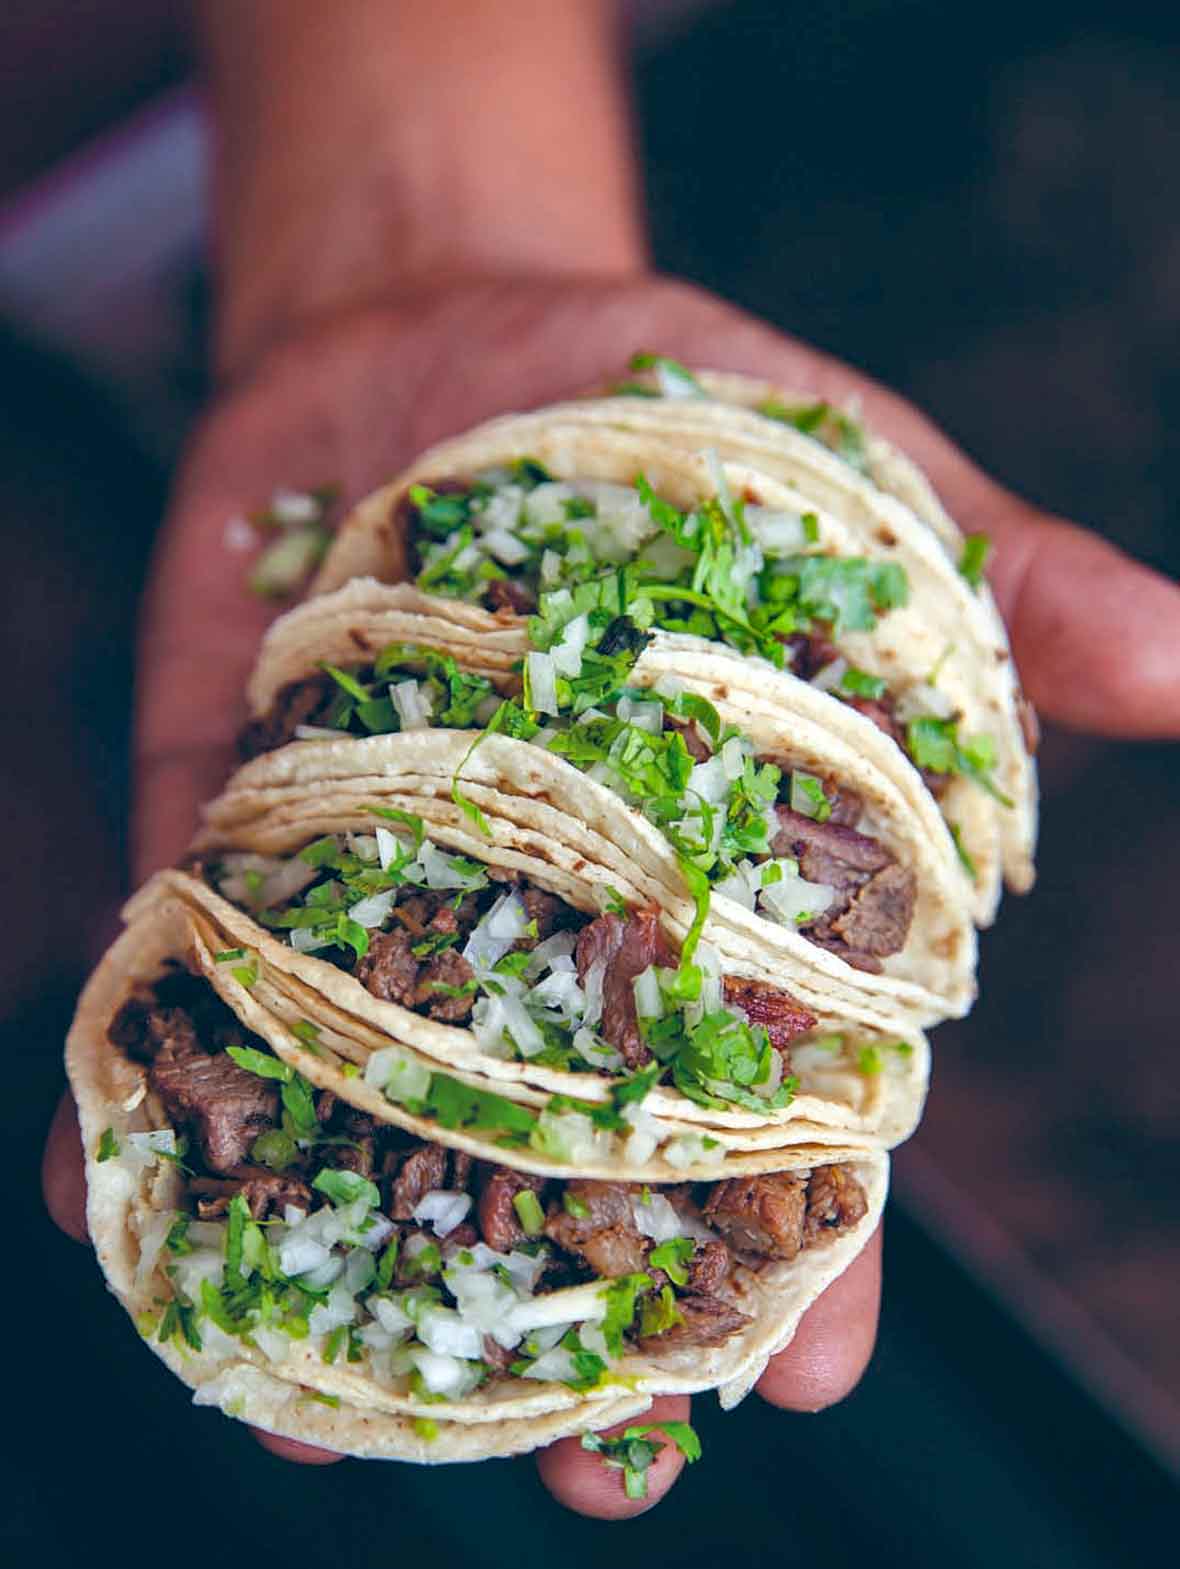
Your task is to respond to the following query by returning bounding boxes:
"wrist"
[200,0,648,378]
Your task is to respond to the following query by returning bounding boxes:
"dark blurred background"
[3,2,1178,1563]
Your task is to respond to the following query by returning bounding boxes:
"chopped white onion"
[365,1045,432,1104]
[580,958,606,1030]
[290,926,329,953]
[687,754,731,805]
[416,1305,484,1360]
[463,889,529,969]
[532,1108,612,1165]
[616,693,664,734]
[347,889,397,928]
[525,482,580,527]
[477,485,526,533]
[714,858,764,912]
[412,1191,473,1238]
[632,964,664,1020]
[269,487,321,525]
[896,681,957,722]
[664,1134,727,1171]
[527,968,585,1025]
[524,929,578,978]
[811,657,849,694]
[549,613,591,677]
[745,504,813,554]
[631,1193,684,1242]
[759,862,836,926]
[308,1281,358,1336]
[653,672,685,700]
[525,651,559,716]
[417,839,485,891]
[407,1346,483,1398]
[481,528,531,565]
[751,1047,785,1098]
[390,679,434,731]
[572,1026,623,1073]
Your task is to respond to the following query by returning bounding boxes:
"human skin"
[41,2,1180,1520]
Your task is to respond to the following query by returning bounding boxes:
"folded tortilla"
[308,398,1036,924]
[67,887,887,1460]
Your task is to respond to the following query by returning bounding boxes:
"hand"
[42,271,1180,1513]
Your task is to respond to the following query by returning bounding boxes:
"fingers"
[535,1395,691,1519]
[251,1430,346,1466]
[980,495,1180,738]
[755,1223,882,1410]
[42,1092,89,1244]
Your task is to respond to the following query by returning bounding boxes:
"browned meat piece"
[148,1011,279,1174]
[635,1293,751,1352]
[450,1150,474,1192]
[771,806,892,884]
[825,783,866,828]
[804,1164,868,1244]
[316,1090,337,1124]
[355,928,419,1005]
[478,1165,547,1251]
[574,910,677,1068]
[238,672,337,760]
[721,976,817,1053]
[445,1223,479,1251]
[543,1180,648,1277]
[485,578,536,615]
[688,1238,732,1295]
[190,1165,312,1220]
[702,1173,807,1261]
[664,713,712,762]
[845,696,905,750]
[414,949,476,1022]
[831,862,916,957]
[781,631,840,681]
[387,1142,448,1219]
[481,1335,517,1372]
[515,885,572,949]
[330,1135,376,1178]
[108,994,155,1060]
[395,889,482,940]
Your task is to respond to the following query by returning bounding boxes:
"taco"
[67,886,887,1460]
[308,400,1036,923]
[235,589,977,1020]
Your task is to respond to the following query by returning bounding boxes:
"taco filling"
[238,648,918,972]
[394,462,1009,810]
[103,970,869,1398]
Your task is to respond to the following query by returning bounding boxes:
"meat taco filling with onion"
[100,968,871,1404]
[201,821,914,1126]
[238,637,922,976]
[395,458,1011,826]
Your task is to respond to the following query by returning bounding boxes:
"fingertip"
[42,1091,91,1245]
[251,1429,347,1465]
[756,1223,882,1412]
[535,1395,691,1519]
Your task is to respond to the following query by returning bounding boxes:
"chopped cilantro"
[949,822,978,881]
[312,1168,381,1209]
[413,1418,439,1441]
[839,666,887,701]
[513,1190,545,1236]
[96,1127,119,1162]
[599,1273,652,1357]
[225,1045,291,1082]
[958,532,992,590]
[647,1236,694,1286]
[789,771,832,822]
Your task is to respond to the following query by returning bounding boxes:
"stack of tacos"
[67,362,1036,1464]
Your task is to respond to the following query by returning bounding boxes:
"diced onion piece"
[745,504,813,554]
[347,889,397,928]
[631,1193,684,1242]
[616,693,664,734]
[391,679,434,731]
[407,1347,483,1398]
[269,488,321,525]
[549,612,591,677]
[365,1045,432,1104]
[714,859,764,912]
[811,657,849,694]
[525,482,580,527]
[412,1191,472,1238]
[759,863,836,927]
[621,1102,659,1166]
[653,672,685,700]
[896,681,957,722]
[663,1134,727,1171]
[532,1109,612,1165]
[418,840,485,890]
[463,889,529,969]
[751,1047,785,1098]
[481,528,531,565]
[249,527,324,597]
[580,958,606,1029]
[524,930,578,978]
[416,1305,484,1360]
[293,724,347,740]
[687,754,730,805]
[375,826,403,870]
[572,1026,623,1073]
[500,994,547,1057]
[290,926,329,953]
[632,965,664,1020]
[477,485,526,533]
[525,651,559,716]
[507,1281,609,1332]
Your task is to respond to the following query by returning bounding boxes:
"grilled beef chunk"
[238,672,337,760]
[190,1166,312,1220]
[148,1011,279,1174]
[414,949,476,1022]
[804,1164,868,1243]
[543,1180,648,1277]
[515,885,571,949]
[720,976,817,1053]
[394,889,481,940]
[782,632,841,681]
[636,1293,751,1352]
[387,1142,449,1219]
[355,928,420,1006]
[485,578,536,614]
[830,862,917,957]
[481,1335,517,1371]
[688,1238,732,1295]
[769,805,913,963]
[574,910,676,1068]
[703,1173,808,1261]
[478,1165,547,1252]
